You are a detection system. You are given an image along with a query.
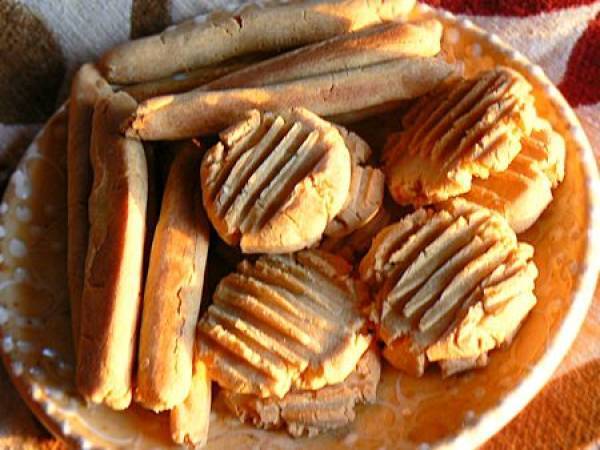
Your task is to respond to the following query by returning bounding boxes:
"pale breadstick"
[327,100,406,124]
[142,142,159,277]
[135,141,210,412]
[99,0,416,84]
[67,64,112,357]
[204,20,443,90]
[123,20,440,102]
[122,56,258,102]
[77,91,147,410]
[128,57,455,140]
[170,357,212,446]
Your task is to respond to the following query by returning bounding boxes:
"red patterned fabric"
[424,0,597,16]
[425,0,600,156]
[559,11,600,106]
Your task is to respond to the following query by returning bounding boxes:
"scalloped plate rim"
[0,4,599,450]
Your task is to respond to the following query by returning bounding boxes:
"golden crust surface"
[383,67,537,206]
[77,92,148,409]
[321,205,393,262]
[197,250,371,398]
[461,118,566,233]
[67,63,113,356]
[359,200,538,377]
[99,0,417,84]
[325,127,384,238]
[135,142,210,412]
[201,108,351,253]
[204,19,442,91]
[221,348,381,437]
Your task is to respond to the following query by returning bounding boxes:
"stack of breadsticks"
[65,0,565,445]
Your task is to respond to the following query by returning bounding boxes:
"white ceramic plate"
[1,3,599,449]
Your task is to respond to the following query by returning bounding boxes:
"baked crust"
[321,204,393,262]
[201,108,351,253]
[325,127,385,238]
[222,348,381,437]
[123,55,259,102]
[360,200,538,377]
[127,57,455,140]
[197,250,371,398]
[204,20,443,91]
[170,356,212,446]
[76,91,148,410]
[135,141,210,412]
[66,64,112,356]
[99,0,416,84]
[384,67,537,206]
[461,118,566,232]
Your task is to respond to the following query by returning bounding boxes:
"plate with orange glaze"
[0,1,599,449]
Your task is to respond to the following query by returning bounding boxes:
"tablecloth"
[0,0,598,448]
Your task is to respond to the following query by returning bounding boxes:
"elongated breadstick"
[128,57,455,140]
[135,141,210,412]
[122,55,259,102]
[170,357,212,446]
[142,143,159,276]
[99,0,415,84]
[204,19,443,90]
[77,91,147,410]
[123,20,440,102]
[67,64,112,357]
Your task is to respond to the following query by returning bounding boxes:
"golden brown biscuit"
[67,64,112,356]
[321,205,393,262]
[135,141,210,412]
[201,108,351,253]
[99,0,416,84]
[526,118,566,188]
[325,127,385,238]
[461,118,566,233]
[204,20,443,91]
[170,356,212,447]
[222,348,380,437]
[197,250,371,398]
[77,92,148,409]
[127,57,455,140]
[384,67,537,206]
[359,200,537,377]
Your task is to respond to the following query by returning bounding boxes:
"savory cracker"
[197,250,371,398]
[359,200,538,377]
[384,67,537,205]
[201,108,351,253]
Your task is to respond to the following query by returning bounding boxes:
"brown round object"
[201,108,351,253]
